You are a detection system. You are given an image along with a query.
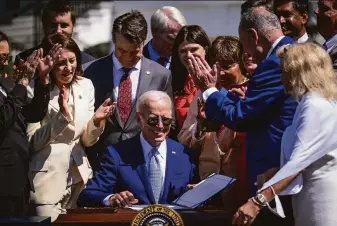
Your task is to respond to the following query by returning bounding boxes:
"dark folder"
[172,173,236,209]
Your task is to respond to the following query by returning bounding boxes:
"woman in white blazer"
[26,34,115,222]
[232,43,337,226]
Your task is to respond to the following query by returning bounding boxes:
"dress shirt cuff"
[202,87,219,103]
[103,194,114,206]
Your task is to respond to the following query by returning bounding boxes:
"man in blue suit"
[78,91,198,207]
[187,7,296,226]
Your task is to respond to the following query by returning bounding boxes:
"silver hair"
[239,7,281,38]
[136,90,172,115]
[151,6,186,32]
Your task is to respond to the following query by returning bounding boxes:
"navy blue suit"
[77,134,198,206]
[205,37,298,195]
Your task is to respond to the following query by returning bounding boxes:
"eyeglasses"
[147,115,173,127]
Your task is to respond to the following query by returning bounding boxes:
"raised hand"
[58,85,71,121]
[37,43,63,84]
[187,55,218,92]
[93,98,117,127]
[16,49,41,82]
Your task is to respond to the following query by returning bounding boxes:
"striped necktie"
[148,147,162,203]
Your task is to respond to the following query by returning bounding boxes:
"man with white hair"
[143,6,186,69]
[78,91,197,207]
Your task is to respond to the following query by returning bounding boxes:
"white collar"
[112,52,142,71]
[297,32,309,43]
[266,35,285,59]
[140,132,166,160]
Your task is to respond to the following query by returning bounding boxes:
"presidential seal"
[131,204,184,226]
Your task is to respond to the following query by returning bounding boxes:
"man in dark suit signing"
[77,91,197,207]
[84,11,173,170]
[15,0,94,68]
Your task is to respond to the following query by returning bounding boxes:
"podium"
[53,208,232,226]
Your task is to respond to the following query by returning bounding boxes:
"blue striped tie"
[148,148,162,203]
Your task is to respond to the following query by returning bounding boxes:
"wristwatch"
[254,193,268,207]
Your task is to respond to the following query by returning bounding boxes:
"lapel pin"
[146,71,150,75]
[172,151,176,155]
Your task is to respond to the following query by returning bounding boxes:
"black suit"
[0,78,49,217]
[84,54,173,170]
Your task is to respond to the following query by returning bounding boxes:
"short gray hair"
[136,91,172,115]
[239,7,281,38]
[151,6,186,32]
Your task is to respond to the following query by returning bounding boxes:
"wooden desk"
[53,208,232,226]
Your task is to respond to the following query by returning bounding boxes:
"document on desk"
[128,174,235,211]
[172,173,236,208]
[128,204,186,211]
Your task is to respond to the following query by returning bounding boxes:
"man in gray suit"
[84,11,173,170]
[315,0,337,71]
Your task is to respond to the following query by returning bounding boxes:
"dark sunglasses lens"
[147,117,172,126]
[161,117,172,126]
[148,117,159,126]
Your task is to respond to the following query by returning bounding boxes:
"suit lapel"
[72,80,87,138]
[134,135,155,203]
[124,58,153,129]
[0,78,26,129]
[160,138,177,204]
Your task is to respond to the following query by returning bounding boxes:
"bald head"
[239,6,285,63]
[240,7,283,41]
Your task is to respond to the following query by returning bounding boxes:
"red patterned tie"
[117,67,132,125]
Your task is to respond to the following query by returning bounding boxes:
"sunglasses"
[147,115,173,127]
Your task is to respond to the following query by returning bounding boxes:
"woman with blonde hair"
[232,43,337,226]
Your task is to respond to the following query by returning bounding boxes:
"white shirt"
[0,85,7,97]
[202,35,285,102]
[297,32,309,43]
[112,53,141,104]
[266,35,285,59]
[102,133,167,206]
[148,41,171,69]
[140,132,167,184]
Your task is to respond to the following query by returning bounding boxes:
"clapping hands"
[37,44,63,85]
[186,55,219,92]
[93,98,117,127]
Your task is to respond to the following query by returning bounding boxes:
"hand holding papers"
[128,173,236,211]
